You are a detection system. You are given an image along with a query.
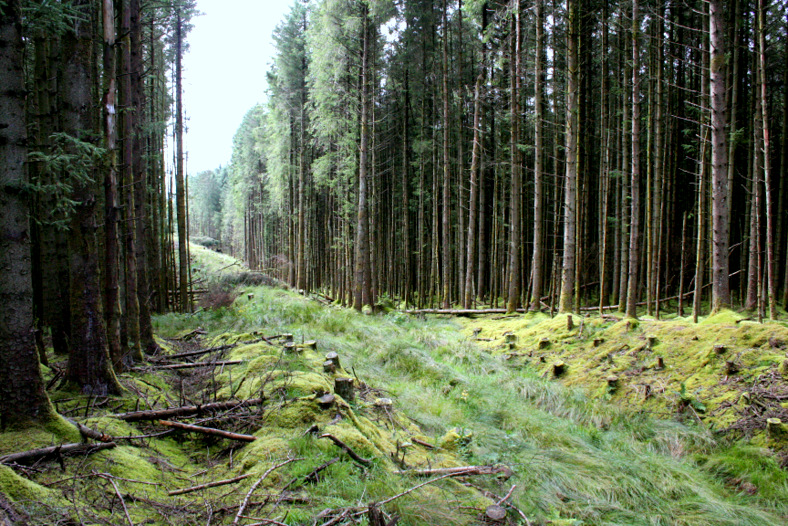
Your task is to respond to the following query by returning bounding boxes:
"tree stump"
[539,338,550,349]
[713,344,726,355]
[284,342,298,354]
[552,361,566,377]
[655,356,665,370]
[247,293,254,300]
[323,360,337,374]
[725,360,739,375]
[504,332,516,350]
[646,335,657,348]
[567,314,574,331]
[335,377,355,402]
[283,333,294,343]
[643,384,652,400]
[302,340,317,350]
[317,394,336,408]
[593,338,605,347]
[767,418,783,437]
[472,328,482,338]
[606,375,619,391]
[484,505,507,522]
[325,351,340,369]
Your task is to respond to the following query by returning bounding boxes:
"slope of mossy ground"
[458,310,788,446]
[2,246,787,525]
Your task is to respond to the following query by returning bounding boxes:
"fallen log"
[405,308,525,316]
[72,421,113,442]
[0,442,116,466]
[113,398,265,422]
[319,434,372,467]
[393,465,512,479]
[134,360,243,371]
[169,473,254,496]
[159,343,238,361]
[157,420,256,442]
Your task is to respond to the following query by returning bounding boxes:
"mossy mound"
[461,309,788,443]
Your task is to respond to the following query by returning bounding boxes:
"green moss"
[0,465,62,505]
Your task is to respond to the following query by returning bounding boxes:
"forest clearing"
[2,245,788,525]
[4,0,788,524]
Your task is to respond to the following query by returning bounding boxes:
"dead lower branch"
[112,397,265,422]
[157,419,257,442]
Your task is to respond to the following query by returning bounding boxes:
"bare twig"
[169,473,253,496]
[0,442,116,466]
[101,475,134,526]
[318,434,372,466]
[157,420,257,442]
[393,465,512,478]
[113,398,265,422]
[233,457,303,525]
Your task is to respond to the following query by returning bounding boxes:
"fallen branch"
[158,343,238,361]
[171,327,207,340]
[0,442,116,466]
[411,438,435,450]
[405,308,524,316]
[393,465,512,479]
[113,398,265,422]
[157,420,256,442]
[282,457,339,491]
[134,360,242,371]
[233,457,303,525]
[97,474,134,526]
[318,434,372,467]
[169,473,254,496]
[73,421,113,442]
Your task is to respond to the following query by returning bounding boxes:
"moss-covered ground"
[2,247,788,525]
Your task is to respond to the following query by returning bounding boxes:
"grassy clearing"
[2,246,787,524]
[149,283,788,524]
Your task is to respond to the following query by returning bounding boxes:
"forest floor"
[2,245,788,525]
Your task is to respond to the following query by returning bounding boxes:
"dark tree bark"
[131,0,158,354]
[560,0,579,313]
[354,2,372,311]
[175,8,189,312]
[0,0,57,428]
[710,0,731,312]
[102,0,123,367]
[63,0,122,395]
[506,1,522,314]
[626,0,642,318]
[530,0,545,312]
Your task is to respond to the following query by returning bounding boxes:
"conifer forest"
[195,0,788,320]
[4,0,788,524]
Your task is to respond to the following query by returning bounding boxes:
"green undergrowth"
[2,249,788,524]
[145,283,788,524]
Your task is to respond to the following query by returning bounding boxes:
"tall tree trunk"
[464,66,485,309]
[102,0,123,367]
[441,0,452,308]
[530,0,545,312]
[757,0,776,319]
[132,0,157,354]
[710,0,731,312]
[353,3,372,311]
[0,0,57,427]
[120,0,142,362]
[506,2,522,314]
[626,0,642,318]
[63,0,122,395]
[175,8,189,312]
[560,0,579,313]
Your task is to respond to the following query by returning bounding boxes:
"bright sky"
[183,0,293,174]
